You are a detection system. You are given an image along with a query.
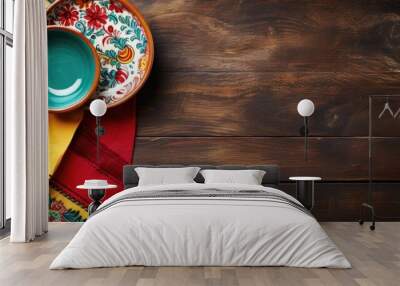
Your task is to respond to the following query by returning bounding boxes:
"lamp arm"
[304,116,309,161]
[96,117,100,164]
[95,117,106,165]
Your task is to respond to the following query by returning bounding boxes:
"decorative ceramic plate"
[48,26,100,112]
[47,0,154,108]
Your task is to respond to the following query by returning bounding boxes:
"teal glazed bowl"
[47,26,100,113]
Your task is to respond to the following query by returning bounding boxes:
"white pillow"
[200,169,266,185]
[135,167,200,186]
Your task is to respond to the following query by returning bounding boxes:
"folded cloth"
[48,110,84,176]
[50,99,136,219]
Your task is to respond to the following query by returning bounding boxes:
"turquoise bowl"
[47,26,100,112]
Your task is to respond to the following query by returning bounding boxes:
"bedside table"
[77,180,117,215]
[289,177,321,210]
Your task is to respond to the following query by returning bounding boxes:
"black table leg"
[296,181,315,210]
[359,203,376,231]
[87,189,105,215]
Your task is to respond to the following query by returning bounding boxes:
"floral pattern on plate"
[47,0,153,107]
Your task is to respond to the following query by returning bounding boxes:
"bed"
[50,165,351,269]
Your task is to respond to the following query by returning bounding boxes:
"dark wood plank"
[131,0,400,220]
[137,71,400,137]
[134,137,400,180]
[281,183,400,221]
[134,0,400,72]
[372,138,400,179]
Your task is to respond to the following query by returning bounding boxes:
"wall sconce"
[297,99,315,161]
[89,99,107,163]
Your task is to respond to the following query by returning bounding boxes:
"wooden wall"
[132,0,400,220]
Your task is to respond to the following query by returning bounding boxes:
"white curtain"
[6,0,49,242]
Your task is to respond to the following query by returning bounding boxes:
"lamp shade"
[89,99,107,117]
[297,99,315,117]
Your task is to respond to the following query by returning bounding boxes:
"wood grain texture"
[134,137,400,181]
[280,183,400,221]
[137,71,400,136]
[134,0,400,73]
[1,222,400,286]
[131,0,400,220]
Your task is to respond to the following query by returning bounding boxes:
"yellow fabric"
[44,0,52,8]
[48,110,83,176]
[50,187,89,220]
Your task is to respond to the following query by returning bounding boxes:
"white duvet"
[50,183,351,269]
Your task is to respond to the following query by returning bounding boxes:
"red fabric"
[51,99,136,207]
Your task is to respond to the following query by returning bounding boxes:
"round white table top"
[289,176,322,181]
[76,184,117,190]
